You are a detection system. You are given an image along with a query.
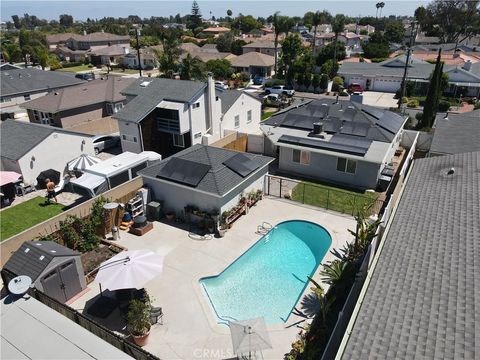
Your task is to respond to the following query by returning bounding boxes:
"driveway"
[361,91,398,108]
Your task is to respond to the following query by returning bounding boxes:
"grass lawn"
[108,68,140,75]
[57,65,93,73]
[291,181,379,215]
[261,111,275,120]
[0,197,65,241]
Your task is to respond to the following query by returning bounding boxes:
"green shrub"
[370,57,389,63]
[320,74,329,90]
[402,96,409,104]
[296,73,304,86]
[304,73,312,87]
[62,61,84,68]
[312,74,320,88]
[474,102,480,110]
[339,91,349,97]
[415,112,424,121]
[438,100,450,112]
[264,79,285,87]
[331,76,344,92]
[239,71,250,82]
[407,99,419,108]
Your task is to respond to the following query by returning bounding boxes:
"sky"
[1,1,428,22]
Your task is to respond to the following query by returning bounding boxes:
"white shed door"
[373,79,401,92]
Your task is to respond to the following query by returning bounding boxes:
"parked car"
[264,85,295,97]
[215,81,228,90]
[92,135,120,155]
[253,75,265,85]
[75,72,95,81]
[347,83,364,94]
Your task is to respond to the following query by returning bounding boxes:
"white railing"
[399,132,418,177]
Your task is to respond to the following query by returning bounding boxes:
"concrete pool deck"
[70,197,355,360]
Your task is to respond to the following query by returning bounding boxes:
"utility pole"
[135,27,142,77]
[398,21,416,110]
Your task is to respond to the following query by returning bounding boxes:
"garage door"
[373,79,401,92]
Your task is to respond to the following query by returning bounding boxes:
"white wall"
[189,93,209,145]
[119,120,143,153]
[17,132,95,184]
[1,92,48,117]
[222,93,262,135]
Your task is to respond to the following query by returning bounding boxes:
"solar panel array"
[280,113,316,130]
[278,134,371,156]
[340,122,370,137]
[156,157,211,187]
[223,153,260,177]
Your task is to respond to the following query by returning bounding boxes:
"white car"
[215,81,228,90]
[92,135,120,155]
[264,85,295,97]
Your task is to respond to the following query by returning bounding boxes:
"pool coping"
[191,218,341,334]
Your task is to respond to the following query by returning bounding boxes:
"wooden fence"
[0,177,144,267]
[210,132,248,152]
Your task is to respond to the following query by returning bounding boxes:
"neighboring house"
[202,26,231,36]
[315,32,364,54]
[0,120,94,185]
[163,23,186,30]
[344,23,375,34]
[139,144,274,215]
[21,76,135,129]
[337,151,479,359]
[429,110,480,156]
[261,99,407,190]
[55,46,90,63]
[179,42,235,63]
[113,75,262,157]
[0,68,84,120]
[46,32,78,50]
[122,47,160,69]
[339,54,480,96]
[242,40,281,58]
[89,45,130,66]
[317,24,332,34]
[0,63,21,71]
[230,52,275,77]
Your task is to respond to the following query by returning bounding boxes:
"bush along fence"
[265,175,385,217]
[26,286,160,360]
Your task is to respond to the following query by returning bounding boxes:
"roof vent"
[313,122,323,134]
[39,255,45,261]
[447,167,455,176]
[50,250,57,253]
[140,81,151,87]
[54,92,59,95]
[34,243,42,246]
[24,248,30,253]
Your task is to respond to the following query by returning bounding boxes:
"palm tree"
[272,12,289,76]
[311,11,321,53]
[375,2,381,19]
[332,14,345,65]
[180,53,206,80]
[156,30,181,78]
[379,2,386,18]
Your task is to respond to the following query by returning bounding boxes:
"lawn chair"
[150,306,163,325]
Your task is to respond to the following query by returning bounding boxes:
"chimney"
[206,72,217,136]
[313,122,323,134]
[463,60,472,71]
[83,30,87,36]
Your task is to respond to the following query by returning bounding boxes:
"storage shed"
[2,241,86,303]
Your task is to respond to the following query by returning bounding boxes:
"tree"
[310,11,321,53]
[320,73,329,90]
[188,1,202,32]
[33,46,50,70]
[378,2,385,18]
[332,14,346,64]
[206,59,231,79]
[180,54,206,80]
[362,32,390,58]
[384,21,405,43]
[316,42,346,66]
[11,15,20,29]
[322,60,340,79]
[280,34,303,86]
[231,15,261,33]
[1,43,22,63]
[272,12,289,76]
[227,9,233,18]
[156,30,181,78]
[415,1,480,44]
[422,50,444,128]
[231,39,246,55]
[59,14,74,28]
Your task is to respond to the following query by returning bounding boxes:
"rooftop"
[21,76,135,113]
[139,144,274,196]
[341,151,480,359]
[230,51,275,68]
[202,26,231,33]
[46,31,130,44]
[430,110,480,155]
[1,68,84,97]
[243,40,279,49]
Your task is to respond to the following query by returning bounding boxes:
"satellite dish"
[8,275,32,295]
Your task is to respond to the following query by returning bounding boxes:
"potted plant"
[126,298,152,346]
[256,189,263,200]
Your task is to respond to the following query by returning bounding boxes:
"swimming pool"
[200,220,332,324]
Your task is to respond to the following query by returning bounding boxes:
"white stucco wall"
[222,93,262,136]
[119,120,143,153]
[16,132,95,184]
[189,93,209,145]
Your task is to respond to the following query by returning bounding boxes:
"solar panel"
[341,107,357,122]
[223,153,260,177]
[340,122,369,137]
[375,112,403,135]
[280,113,315,130]
[278,135,370,156]
[156,158,211,187]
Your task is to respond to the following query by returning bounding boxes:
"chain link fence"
[265,175,384,217]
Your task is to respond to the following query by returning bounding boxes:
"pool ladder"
[257,221,273,235]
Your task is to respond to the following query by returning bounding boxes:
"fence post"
[267,176,270,196]
[280,178,283,198]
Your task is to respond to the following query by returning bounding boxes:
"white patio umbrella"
[229,317,272,359]
[67,154,101,172]
[95,250,164,291]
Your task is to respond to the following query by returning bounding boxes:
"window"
[24,94,31,101]
[106,103,113,115]
[35,110,53,125]
[192,102,200,109]
[234,115,240,128]
[1,97,11,103]
[247,110,252,123]
[122,134,138,143]
[194,132,202,139]
[173,134,185,147]
[114,102,123,112]
[292,149,310,165]
[336,157,357,174]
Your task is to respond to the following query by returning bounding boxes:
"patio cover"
[67,154,101,172]
[229,317,272,358]
[0,171,22,186]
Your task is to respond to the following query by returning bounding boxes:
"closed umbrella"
[95,250,164,291]
[229,317,272,359]
[0,171,22,186]
[67,154,101,172]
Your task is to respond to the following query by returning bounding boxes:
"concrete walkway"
[70,198,355,360]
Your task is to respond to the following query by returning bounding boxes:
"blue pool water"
[200,220,332,324]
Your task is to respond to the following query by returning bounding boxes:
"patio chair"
[149,306,163,325]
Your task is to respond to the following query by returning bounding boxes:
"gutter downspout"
[138,123,144,152]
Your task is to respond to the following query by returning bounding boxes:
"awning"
[157,100,184,110]
[71,173,106,190]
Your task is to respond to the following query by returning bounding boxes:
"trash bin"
[146,201,162,222]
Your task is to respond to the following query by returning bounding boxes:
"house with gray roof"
[337,151,480,359]
[21,76,135,130]
[429,110,480,156]
[0,67,84,120]
[242,40,280,58]
[338,54,480,96]
[261,99,407,190]
[113,75,262,157]
[139,144,274,215]
[0,120,95,184]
